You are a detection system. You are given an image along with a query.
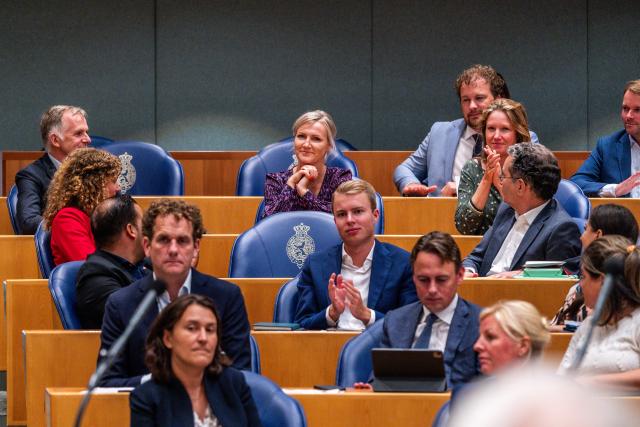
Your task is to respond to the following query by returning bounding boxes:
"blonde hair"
[624,79,640,96]
[480,300,550,358]
[332,179,377,211]
[480,98,531,157]
[43,148,121,229]
[291,110,337,151]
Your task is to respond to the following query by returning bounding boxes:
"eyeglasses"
[498,173,519,183]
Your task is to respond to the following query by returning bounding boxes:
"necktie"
[472,134,483,157]
[413,313,439,349]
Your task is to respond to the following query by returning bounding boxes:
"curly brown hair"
[43,148,121,229]
[145,294,231,383]
[142,199,206,242]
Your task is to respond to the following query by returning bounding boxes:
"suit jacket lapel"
[444,297,468,366]
[394,302,424,348]
[618,132,632,180]
[319,245,343,305]
[509,201,554,270]
[367,241,390,309]
[443,120,467,183]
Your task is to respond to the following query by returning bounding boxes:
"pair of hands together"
[327,273,371,324]
[287,165,319,197]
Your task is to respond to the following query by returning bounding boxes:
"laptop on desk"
[371,348,447,393]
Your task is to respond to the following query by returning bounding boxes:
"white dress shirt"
[600,134,640,198]
[325,242,376,330]
[155,269,193,312]
[412,294,459,350]
[452,126,480,181]
[487,201,550,275]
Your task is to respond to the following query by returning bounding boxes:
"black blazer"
[129,368,262,427]
[15,153,56,234]
[76,249,144,329]
[98,269,251,386]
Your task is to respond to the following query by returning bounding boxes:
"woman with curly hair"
[43,147,121,265]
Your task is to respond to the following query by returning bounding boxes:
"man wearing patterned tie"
[379,231,481,389]
[394,65,539,197]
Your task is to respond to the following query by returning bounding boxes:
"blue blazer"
[130,368,262,427]
[462,199,582,277]
[380,298,481,389]
[294,241,417,330]
[99,269,251,387]
[571,129,631,196]
[393,118,539,196]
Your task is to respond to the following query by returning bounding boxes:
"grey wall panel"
[0,1,155,150]
[372,0,588,150]
[587,0,640,149]
[155,0,371,150]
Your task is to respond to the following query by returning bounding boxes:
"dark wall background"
[1,0,638,152]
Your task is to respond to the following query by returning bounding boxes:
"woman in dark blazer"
[130,294,262,427]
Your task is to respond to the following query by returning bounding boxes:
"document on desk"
[85,387,135,394]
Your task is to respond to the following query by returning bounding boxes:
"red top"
[50,206,95,266]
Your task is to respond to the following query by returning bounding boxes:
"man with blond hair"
[295,179,417,330]
[15,105,91,233]
[572,79,640,197]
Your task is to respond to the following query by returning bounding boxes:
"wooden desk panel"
[2,150,590,196]
[7,281,63,426]
[459,278,575,319]
[226,278,289,325]
[383,197,459,234]
[251,331,358,387]
[27,332,100,427]
[0,236,41,373]
[379,234,481,258]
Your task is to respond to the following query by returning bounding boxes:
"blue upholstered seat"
[48,261,84,329]
[555,179,591,227]
[242,371,307,427]
[335,320,384,387]
[34,221,55,279]
[6,184,20,234]
[235,140,358,196]
[273,276,300,323]
[99,141,184,195]
[249,335,261,374]
[228,211,341,278]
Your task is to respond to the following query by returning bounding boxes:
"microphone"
[73,279,166,427]
[568,254,625,372]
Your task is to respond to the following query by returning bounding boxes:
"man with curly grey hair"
[14,105,91,233]
[463,143,581,277]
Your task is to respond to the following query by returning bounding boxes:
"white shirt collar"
[421,293,459,325]
[630,134,639,147]
[514,199,551,226]
[462,125,480,142]
[341,241,375,268]
[155,269,193,311]
[47,153,62,169]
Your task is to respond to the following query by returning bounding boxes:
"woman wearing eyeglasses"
[454,99,533,235]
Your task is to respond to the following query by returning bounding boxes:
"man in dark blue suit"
[295,179,417,330]
[571,80,640,197]
[98,199,251,387]
[463,143,581,277]
[14,105,91,234]
[379,232,481,389]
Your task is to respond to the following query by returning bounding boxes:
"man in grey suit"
[463,143,581,277]
[14,105,91,233]
[394,65,537,197]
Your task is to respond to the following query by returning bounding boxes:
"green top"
[455,159,502,235]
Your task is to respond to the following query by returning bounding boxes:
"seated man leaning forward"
[98,199,251,387]
[571,79,640,197]
[76,195,147,329]
[378,231,481,388]
[463,143,581,278]
[294,179,417,330]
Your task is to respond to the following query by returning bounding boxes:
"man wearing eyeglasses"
[462,143,581,277]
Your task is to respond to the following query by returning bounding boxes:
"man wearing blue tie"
[380,231,481,388]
